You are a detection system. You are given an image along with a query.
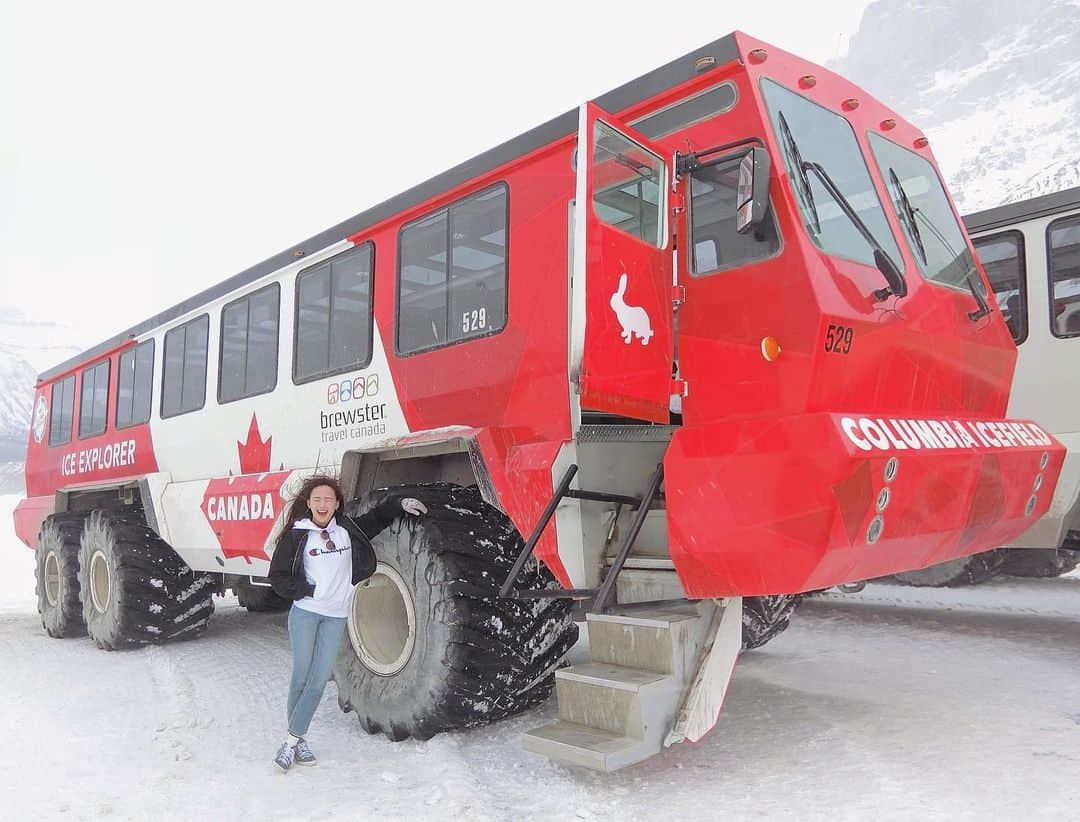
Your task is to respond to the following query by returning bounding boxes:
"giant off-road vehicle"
[14,32,1063,770]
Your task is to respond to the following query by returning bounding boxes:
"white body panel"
[126,241,415,575]
[970,201,1080,549]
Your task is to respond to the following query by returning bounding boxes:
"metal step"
[522,602,715,772]
[605,508,669,558]
[555,662,676,736]
[587,605,702,676]
[614,568,685,605]
[520,720,648,771]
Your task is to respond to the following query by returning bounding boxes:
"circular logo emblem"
[32,395,48,444]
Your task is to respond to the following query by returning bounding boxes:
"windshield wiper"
[777,112,821,234]
[802,161,908,300]
[888,169,927,265]
[965,271,992,321]
[911,209,991,321]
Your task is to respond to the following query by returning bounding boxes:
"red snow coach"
[14,32,1064,770]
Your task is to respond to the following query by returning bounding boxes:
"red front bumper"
[664,413,1064,598]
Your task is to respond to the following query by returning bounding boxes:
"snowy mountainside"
[0,354,35,448]
[0,353,36,492]
[831,0,1080,212]
[0,308,83,492]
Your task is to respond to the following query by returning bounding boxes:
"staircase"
[504,457,742,771]
[522,599,739,771]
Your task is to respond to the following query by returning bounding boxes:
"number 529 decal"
[824,323,854,354]
[463,308,488,333]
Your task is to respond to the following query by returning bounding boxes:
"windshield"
[761,79,901,270]
[868,132,976,291]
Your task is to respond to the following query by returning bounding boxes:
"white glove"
[401,497,427,516]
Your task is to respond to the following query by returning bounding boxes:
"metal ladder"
[498,461,665,614]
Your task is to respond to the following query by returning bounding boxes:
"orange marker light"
[695,56,717,73]
[842,98,860,111]
[914,136,929,148]
[748,48,768,64]
[761,336,782,362]
[799,75,817,89]
[880,118,896,130]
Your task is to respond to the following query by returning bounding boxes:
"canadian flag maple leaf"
[238,414,272,474]
[200,413,289,563]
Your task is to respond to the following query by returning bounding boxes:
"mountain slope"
[831,0,1080,211]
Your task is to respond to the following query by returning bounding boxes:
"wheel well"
[340,437,499,508]
[59,484,145,519]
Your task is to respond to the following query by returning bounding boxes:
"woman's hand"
[401,498,427,516]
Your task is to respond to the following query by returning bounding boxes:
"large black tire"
[77,511,216,650]
[998,547,1080,578]
[333,484,579,741]
[892,550,1005,587]
[741,595,801,650]
[35,514,88,638]
[235,583,290,612]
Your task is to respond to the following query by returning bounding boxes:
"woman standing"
[268,475,427,772]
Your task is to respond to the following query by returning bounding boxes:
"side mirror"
[736,147,771,234]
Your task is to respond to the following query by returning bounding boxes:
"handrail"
[499,464,579,598]
[590,462,665,614]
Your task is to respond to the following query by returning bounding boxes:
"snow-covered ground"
[3,493,1079,821]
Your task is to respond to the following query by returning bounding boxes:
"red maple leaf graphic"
[237,414,272,475]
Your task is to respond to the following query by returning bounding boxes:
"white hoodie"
[292,517,353,619]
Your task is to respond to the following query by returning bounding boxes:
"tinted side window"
[1048,214,1080,338]
[219,284,280,403]
[78,360,110,439]
[397,184,508,354]
[689,155,781,275]
[294,243,374,383]
[632,82,737,139]
[162,315,209,418]
[116,340,155,428]
[48,375,76,446]
[972,232,1026,343]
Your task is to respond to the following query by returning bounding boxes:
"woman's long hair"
[274,474,344,549]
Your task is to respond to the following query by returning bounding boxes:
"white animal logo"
[610,273,654,345]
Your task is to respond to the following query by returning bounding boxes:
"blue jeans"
[287,605,347,737]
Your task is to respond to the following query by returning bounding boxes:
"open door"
[571,102,676,424]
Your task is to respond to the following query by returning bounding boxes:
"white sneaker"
[293,739,317,766]
[274,742,294,772]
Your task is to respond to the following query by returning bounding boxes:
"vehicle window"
[1048,214,1080,338]
[972,232,1026,343]
[397,184,508,355]
[868,132,976,291]
[689,154,781,275]
[78,360,110,438]
[761,79,902,270]
[220,284,280,403]
[48,374,76,446]
[591,121,666,248]
[294,243,374,383]
[116,339,155,428]
[631,82,737,139]
[162,314,209,418]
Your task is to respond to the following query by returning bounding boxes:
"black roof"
[40,35,740,383]
[964,185,1080,234]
